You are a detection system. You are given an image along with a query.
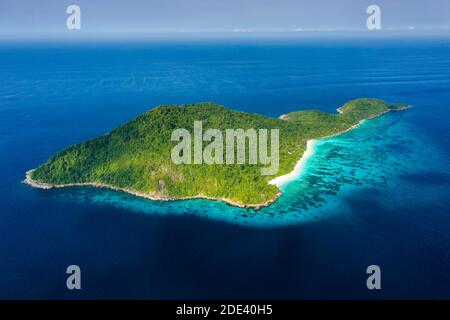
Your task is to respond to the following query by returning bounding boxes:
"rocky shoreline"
[24,170,281,210]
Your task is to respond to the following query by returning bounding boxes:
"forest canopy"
[30,98,407,207]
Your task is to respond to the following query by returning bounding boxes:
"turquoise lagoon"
[1,39,450,298]
[51,107,449,228]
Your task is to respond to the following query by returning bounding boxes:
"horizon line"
[2,28,450,41]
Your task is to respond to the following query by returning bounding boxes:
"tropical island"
[25,98,408,209]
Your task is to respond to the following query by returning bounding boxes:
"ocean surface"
[1,38,450,299]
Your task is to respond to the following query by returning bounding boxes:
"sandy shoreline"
[267,105,412,188]
[268,118,367,188]
[269,139,316,187]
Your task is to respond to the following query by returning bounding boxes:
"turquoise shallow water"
[51,107,449,227]
[1,40,450,298]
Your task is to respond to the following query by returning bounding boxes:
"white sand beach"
[269,139,316,187]
[268,105,398,188]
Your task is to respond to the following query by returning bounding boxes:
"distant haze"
[0,0,449,38]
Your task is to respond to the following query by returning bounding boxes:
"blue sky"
[1,0,449,37]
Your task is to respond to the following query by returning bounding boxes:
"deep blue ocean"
[0,37,450,299]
